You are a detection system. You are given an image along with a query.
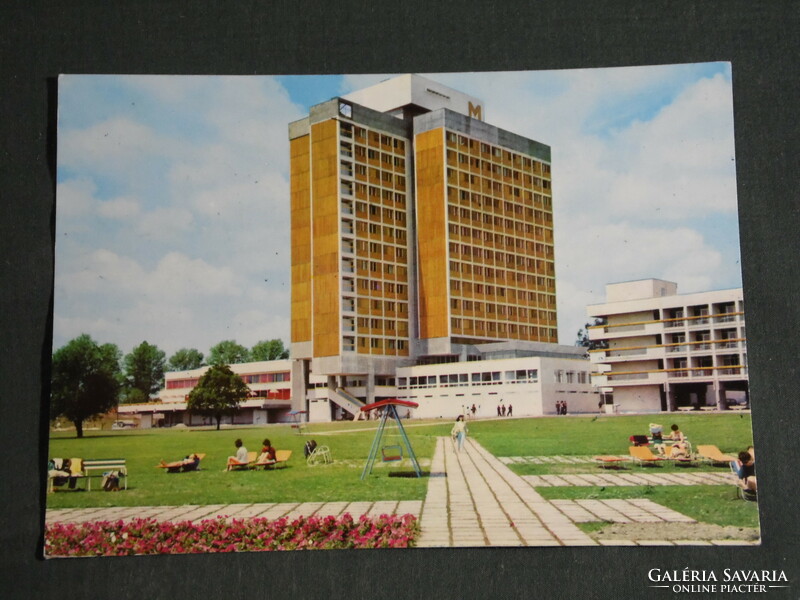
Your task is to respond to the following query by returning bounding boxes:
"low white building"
[304,341,598,421]
[117,360,293,428]
[587,279,748,413]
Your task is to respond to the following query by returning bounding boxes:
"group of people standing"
[554,400,568,415]
[496,403,513,417]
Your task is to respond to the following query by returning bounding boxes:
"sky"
[54,63,741,358]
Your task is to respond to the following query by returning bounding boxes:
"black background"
[1,1,798,598]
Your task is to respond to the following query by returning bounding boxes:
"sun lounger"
[157,453,206,473]
[592,455,629,468]
[629,445,666,466]
[696,445,735,464]
[227,451,257,471]
[252,449,292,469]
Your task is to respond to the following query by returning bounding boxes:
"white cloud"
[98,196,141,220]
[56,178,96,217]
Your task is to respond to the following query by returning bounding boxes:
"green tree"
[208,340,250,365]
[575,319,609,350]
[167,347,205,371]
[250,339,290,361]
[123,341,166,403]
[51,334,122,438]
[186,364,250,430]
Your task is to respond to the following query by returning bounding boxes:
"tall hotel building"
[289,75,571,418]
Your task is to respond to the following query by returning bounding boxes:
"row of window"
[451,319,557,337]
[449,262,555,284]
[398,369,541,389]
[447,223,553,246]
[450,279,557,305]
[342,296,409,314]
[447,149,550,181]
[553,370,588,384]
[447,203,552,229]
[350,297,409,314]
[444,132,551,175]
[342,336,409,353]
[446,167,551,193]
[342,124,406,155]
[448,242,554,263]
[354,278,409,296]
[450,300,557,321]
[450,187,553,211]
[165,371,291,389]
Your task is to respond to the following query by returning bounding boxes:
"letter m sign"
[468,102,483,121]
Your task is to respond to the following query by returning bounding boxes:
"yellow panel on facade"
[290,135,312,343]
[415,128,449,340]
[310,120,341,357]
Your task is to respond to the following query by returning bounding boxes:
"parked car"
[112,421,137,429]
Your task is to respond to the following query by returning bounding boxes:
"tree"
[167,347,205,371]
[208,340,250,365]
[250,339,290,361]
[575,319,609,351]
[123,341,165,403]
[186,364,250,430]
[51,334,122,438]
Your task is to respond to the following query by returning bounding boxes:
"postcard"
[46,65,758,557]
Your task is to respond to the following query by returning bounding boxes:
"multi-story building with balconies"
[289,74,560,419]
[587,279,748,413]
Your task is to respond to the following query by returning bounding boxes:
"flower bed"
[45,513,419,556]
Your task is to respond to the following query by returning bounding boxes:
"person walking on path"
[507,404,513,417]
[451,415,468,452]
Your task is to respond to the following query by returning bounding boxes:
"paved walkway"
[416,437,596,547]
[522,471,734,487]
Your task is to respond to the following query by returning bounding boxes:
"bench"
[82,458,128,490]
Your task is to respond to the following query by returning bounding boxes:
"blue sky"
[55,64,740,357]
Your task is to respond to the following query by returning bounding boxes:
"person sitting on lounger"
[258,439,277,464]
[160,454,202,472]
[304,439,318,459]
[226,439,249,470]
[649,423,666,455]
[732,450,757,492]
[668,424,685,442]
[669,440,690,459]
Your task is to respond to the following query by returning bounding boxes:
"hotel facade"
[587,279,748,413]
[289,74,576,420]
[119,74,598,427]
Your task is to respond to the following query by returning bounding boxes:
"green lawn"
[47,421,451,509]
[469,412,753,458]
[537,485,760,529]
[47,413,756,527]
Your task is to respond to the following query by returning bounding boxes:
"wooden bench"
[82,458,128,490]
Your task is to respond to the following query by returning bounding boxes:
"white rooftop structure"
[343,73,485,121]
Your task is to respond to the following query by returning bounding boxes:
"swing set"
[360,399,422,480]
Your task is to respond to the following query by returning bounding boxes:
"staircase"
[329,387,366,417]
